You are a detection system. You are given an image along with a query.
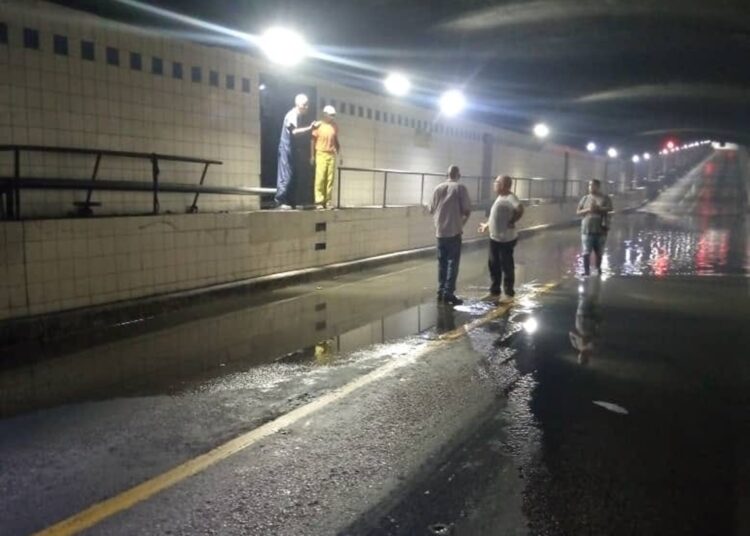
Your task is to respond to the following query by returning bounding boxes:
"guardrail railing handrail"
[336,165,627,209]
[0,144,237,220]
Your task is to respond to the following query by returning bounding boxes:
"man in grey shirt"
[577,179,613,276]
[429,165,472,305]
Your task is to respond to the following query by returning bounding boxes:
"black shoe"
[504,289,515,298]
[436,292,445,303]
[489,288,501,297]
[444,295,464,306]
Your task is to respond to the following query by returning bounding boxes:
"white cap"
[322,105,336,116]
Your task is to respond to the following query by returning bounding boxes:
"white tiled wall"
[0,0,260,217]
[0,0,613,218]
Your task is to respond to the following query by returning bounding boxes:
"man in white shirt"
[576,179,614,276]
[478,175,524,298]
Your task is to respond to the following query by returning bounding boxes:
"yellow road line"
[34,281,560,536]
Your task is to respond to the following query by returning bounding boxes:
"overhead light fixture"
[632,155,640,163]
[643,153,651,160]
[259,27,309,66]
[384,72,411,96]
[439,89,466,117]
[586,142,597,152]
[533,123,550,139]
[607,147,618,158]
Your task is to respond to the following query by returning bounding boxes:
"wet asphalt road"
[1,150,749,535]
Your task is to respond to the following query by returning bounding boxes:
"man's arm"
[576,196,590,216]
[460,185,472,226]
[429,187,440,215]
[310,137,316,166]
[510,202,524,225]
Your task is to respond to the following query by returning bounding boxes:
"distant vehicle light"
[632,155,640,163]
[586,142,597,152]
[607,147,618,158]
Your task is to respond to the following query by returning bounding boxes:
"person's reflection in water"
[569,277,602,365]
[436,305,456,335]
[314,338,336,366]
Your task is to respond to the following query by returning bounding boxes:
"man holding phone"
[577,179,613,276]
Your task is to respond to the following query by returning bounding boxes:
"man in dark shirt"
[275,94,318,209]
[429,165,472,305]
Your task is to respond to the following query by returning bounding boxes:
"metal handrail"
[335,165,621,209]
[0,145,243,220]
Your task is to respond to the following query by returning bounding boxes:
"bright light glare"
[259,27,308,66]
[632,155,640,163]
[533,123,550,139]
[384,73,411,96]
[523,317,539,334]
[439,89,466,117]
[607,147,618,158]
[586,142,597,152]
[666,140,675,150]
[643,152,651,160]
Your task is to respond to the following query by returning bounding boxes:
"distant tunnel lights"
[439,90,466,117]
[259,27,309,66]
[631,155,640,163]
[384,73,411,96]
[607,147,618,158]
[643,153,651,160]
[586,142,597,152]
[533,123,550,139]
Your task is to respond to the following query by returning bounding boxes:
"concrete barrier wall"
[0,190,646,321]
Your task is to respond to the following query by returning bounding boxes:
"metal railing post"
[188,162,210,213]
[528,179,533,202]
[12,148,20,219]
[382,171,388,208]
[419,173,425,206]
[336,167,342,208]
[80,152,102,215]
[476,177,481,203]
[7,148,19,219]
[562,151,569,200]
[151,154,160,214]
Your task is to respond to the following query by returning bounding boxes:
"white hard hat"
[322,105,336,115]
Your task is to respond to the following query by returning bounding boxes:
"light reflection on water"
[604,214,748,277]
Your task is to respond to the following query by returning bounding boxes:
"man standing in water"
[275,94,319,209]
[478,175,524,299]
[577,179,613,275]
[429,165,472,306]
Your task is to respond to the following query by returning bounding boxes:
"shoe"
[444,295,464,306]
[436,292,445,303]
[277,204,293,210]
[489,288,501,297]
[504,289,515,298]
[316,204,326,210]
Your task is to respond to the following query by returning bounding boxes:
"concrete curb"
[0,204,645,348]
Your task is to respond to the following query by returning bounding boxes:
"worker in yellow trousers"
[310,105,341,209]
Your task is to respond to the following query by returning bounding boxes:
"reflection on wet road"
[2,149,750,535]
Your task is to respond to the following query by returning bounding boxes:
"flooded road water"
[1,148,749,535]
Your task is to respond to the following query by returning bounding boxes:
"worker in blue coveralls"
[275,94,319,209]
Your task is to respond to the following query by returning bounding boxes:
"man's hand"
[312,121,321,129]
[478,222,489,233]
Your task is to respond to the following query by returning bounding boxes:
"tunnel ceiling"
[54,0,750,152]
